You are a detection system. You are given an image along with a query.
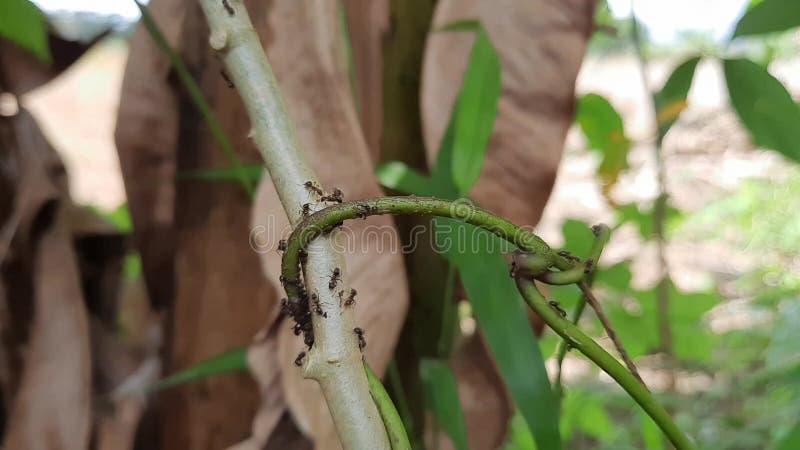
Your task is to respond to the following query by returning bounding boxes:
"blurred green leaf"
[773,423,800,450]
[641,410,665,450]
[723,58,800,162]
[732,0,800,38]
[576,94,631,189]
[504,410,537,450]
[375,161,434,196]
[616,202,681,239]
[435,20,481,33]
[595,261,633,292]
[177,165,264,183]
[146,347,248,394]
[0,0,50,62]
[561,219,594,256]
[561,389,613,440]
[449,223,562,450]
[449,29,501,194]
[123,253,142,281]
[420,359,469,450]
[654,56,701,141]
[87,203,133,234]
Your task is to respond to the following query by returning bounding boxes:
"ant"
[548,300,567,318]
[558,250,581,262]
[353,327,366,351]
[310,293,324,316]
[303,180,324,196]
[339,289,357,307]
[221,0,234,15]
[321,188,344,203]
[277,239,287,252]
[328,267,341,290]
[294,351,306,367]
[301,203,312,217]
[220,70,234,88]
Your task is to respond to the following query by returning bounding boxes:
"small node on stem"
[209,30,228,51]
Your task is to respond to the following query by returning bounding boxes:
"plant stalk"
[197,1,390,448]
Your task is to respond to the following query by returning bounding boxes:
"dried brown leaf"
[422,0,597,227]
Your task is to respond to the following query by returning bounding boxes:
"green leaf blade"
[576,94,631,189]
[654,56,701,141]
[420,359,469,450]
[724,58,800,162]
[732,0,800,38]
[0,0,50,63]
[450,30,501,194]
[145,346,248,394]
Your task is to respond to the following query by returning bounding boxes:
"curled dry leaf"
[248,1,409,448]
[0,109,91,450]
[421,0,597,228]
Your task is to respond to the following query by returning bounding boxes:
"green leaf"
[435,20,482,33]
[654,56,701,141]
[447,222,562,450]
[87,203,133,233]
[732,0,800,38]
[724,58,800,162]
[616,202,681,239]
[145,347,248,394]
[503,411,537,450]
[561,219,594,256]
[375,161,434,196]
[449,29,501,194]
[420,359,469,450]
[177,165,264,183]
[561,389,613,440]
[773,423,800,450]
[641,410,665,450]
[576,94,631,189]
[0,0,50,63]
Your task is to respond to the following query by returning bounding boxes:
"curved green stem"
[365,363,412,450]
[516,279,695,450]
[280,196,576,300]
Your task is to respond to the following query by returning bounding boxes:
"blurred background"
[2,0,799,449]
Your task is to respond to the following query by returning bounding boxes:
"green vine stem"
[279,196,694,450]
[197,0,390,448]
[515,279,695,450]
[365,362,412,450]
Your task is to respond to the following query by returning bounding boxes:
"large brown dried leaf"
[422,0,597,227]
[0,109,91,450]
[249,1,409,448]
[114,0,183,311]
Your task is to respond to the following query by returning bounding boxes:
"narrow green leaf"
[375,161,434,196]
[773,422,800,450]
[446,223,562,449]
[435,20,481,33]
[86,203,133,233]
[420,359,469,450]
[449,30,501,194]
[724,58,800,162]
[576,94,631,189]
[146,347,248,394]
[365,363,412,450]
[732,0,800,38]
[503,411,537,450]
[177,165,264,183]
[654,56,701,141]
[0,0,50,62]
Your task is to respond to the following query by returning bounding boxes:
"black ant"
[339,289,357,307]
[354,327,366,351]
[304,180,324,196]
[311,293,324,316]
[321,188,344,203]
[328,267,341,290]
[549,300,567,318]
[301,203,312,217]
[221,0,234,15]
[220,70,234,88]
[558,250,581,262]
[277,239,287,252]
[294,351,306,367]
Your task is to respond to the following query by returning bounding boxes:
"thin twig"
[579,282,646,386]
